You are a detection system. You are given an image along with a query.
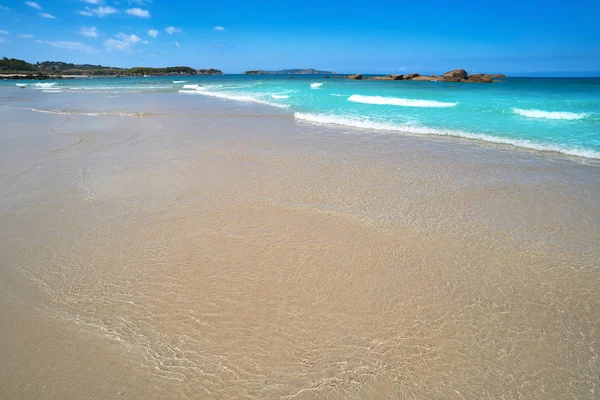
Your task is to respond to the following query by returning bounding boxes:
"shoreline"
[1,98,599,399]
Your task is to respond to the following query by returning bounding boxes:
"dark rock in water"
[412,75,443,81]
[490,73,507,79]
[443,69,468,82]
[462,74,494,83]
[324,76,330,78]
[370,76,394,80]
[389,74,404,80]
[290,75,296,79]
[347,74,363,80]
[466,74,494,83]
[402,73,420,80]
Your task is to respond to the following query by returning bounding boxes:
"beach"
[1,83,599,399]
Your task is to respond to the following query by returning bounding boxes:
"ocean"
[3,75,599,159]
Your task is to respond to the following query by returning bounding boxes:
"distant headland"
[0,57,223,79]
[244,69,336,75]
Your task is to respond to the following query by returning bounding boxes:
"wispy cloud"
[104,33,140,51]
[19,34,34,38]
[36,39,93,52]
[83,0,103,4]
[165,26,180,35]
[0,4,10,11]
[0,29,8,34]
[0,37,9,43]
[174,41,180,48]
[40,12,55,18]
[79,26,98,37]
[125,7,150,18]
[25,1,42,10]
[78,5,117,17]
[148,29,158,38]
[213,26,225,31]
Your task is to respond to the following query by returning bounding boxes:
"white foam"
[293,112,600,159]
[331,94,346,97]
[310,82,324,89]
[271,94,290,99]
[348,94,458,108]
[182,84,203,90]
[33,82,58,89]
[15,83,27,88]
[173,80,187,83]
[512,108,588,120]
[0,105,145,118]
[179,89,290,109]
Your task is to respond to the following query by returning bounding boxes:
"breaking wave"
[293,112,600,159]
[348,94,458,108]
[512,108,589,120]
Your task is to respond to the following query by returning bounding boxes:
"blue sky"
[0,0,599,75]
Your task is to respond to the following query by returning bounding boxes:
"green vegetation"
[0,57,38,72]
[1,57,211,76]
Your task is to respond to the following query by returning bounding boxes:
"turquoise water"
[3,75,600,158]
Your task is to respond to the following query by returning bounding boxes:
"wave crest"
[348,94,458,108]
[310,82,324,89]
[179,90,289,109]
[294,112,600,159]
[512,108,588,120]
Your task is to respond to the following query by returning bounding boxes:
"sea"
[2,74,599,159]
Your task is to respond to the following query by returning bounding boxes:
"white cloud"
[213,26,225,31]
[174,41,180,48]
[104,33,140,51]
[78,6,117,17]
[147,29,158,38]
[83,0,103,4]
[79,26,98,37]
[0,29,8,34]
[25,1,42,10]
[40,12,55,18]
[19,34,34,38]
[125,7,150,18]
[36,40,93,52]
[164,26,180,35]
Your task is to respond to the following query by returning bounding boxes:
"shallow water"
[0,90,599,399]
[2,75,600,158]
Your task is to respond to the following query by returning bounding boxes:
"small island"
[244,68,336,75]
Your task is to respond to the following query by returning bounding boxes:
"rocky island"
[342,70,506,83]
[244,68,336,75]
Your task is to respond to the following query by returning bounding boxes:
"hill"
[1,57,223,77]
[244,68,335,75]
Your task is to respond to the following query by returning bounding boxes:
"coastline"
[1,92,599,399]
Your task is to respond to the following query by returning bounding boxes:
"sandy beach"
[0,89,599,399]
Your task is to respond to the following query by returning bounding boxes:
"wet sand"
[0,92,599,399]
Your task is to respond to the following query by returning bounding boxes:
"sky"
[0,0,599,75]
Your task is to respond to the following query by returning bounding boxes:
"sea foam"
[348,94,458,108]
[271,94,290,99]
[512,108,588,120]
[33,82,59,89]
[310,82,324,89]
[173,80,187,83]
[294,112,600,159]
[179,89,290,108]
